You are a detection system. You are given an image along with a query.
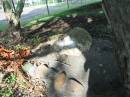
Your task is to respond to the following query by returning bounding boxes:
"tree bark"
[2,0,25,43]
[2,0,25,30]
[103,0,130,96]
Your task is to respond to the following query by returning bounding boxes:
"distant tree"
[53,0,55,4]
[2,0,25,42]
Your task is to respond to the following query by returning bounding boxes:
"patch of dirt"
[85,39,124,97]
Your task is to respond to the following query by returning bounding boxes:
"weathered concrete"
[22,27,92,97]
[22,26,123,97]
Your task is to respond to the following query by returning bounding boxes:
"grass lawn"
[24,1,103,28]
[0,22,8,32]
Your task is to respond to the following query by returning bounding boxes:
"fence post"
[67,0,69,9]
[81,0,83,5]
[45,0,50,15]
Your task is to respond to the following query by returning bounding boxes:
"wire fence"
[21,0,101,21]
[24,0,89,15]
[0,0,101,24]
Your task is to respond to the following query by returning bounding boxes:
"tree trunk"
[53,0,55,4]
[2,0,25,43]
[103,0,130,96]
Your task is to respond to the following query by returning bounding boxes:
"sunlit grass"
[23,1,103,29]
[22,15,54,27]
[0,22,8,32]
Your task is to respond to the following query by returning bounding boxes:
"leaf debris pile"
[0,45,47,97]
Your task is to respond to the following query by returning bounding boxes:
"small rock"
[103,69,106,74]
[99,64,103,67]
[67,27,92,51]
[88,18,93,23]
[33,64,49,79]
[22,62,37,77]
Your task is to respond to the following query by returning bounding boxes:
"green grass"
[0,73,16,97]
[54,4,103,17]
[0,87,13,97]
[22,15,54,27]
[0,23,8,32]
[5,73,17,84]
[24,1,103,28]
